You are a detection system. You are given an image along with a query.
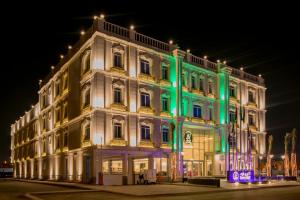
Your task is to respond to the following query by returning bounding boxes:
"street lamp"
[181,152,185,183]
[281,155,285,177]
[259,155,263,180]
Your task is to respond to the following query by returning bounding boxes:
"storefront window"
[111,160,123,174]
[183,129,214,177]
[102,161,109,173]
[134,158,148,173]
[154,158,168,176]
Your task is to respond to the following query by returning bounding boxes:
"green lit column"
[216,63,230,174]
[172,49,185,181]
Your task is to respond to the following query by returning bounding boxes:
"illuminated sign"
[227,170,254,182]
[184,131,192,144]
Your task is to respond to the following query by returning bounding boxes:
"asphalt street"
[1,179,300,200]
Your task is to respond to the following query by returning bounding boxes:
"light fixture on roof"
[39,79,42,84]
[259,74,262,77]
[187,49,190,53]
[100,14,105,19]
[80,30,85,35]
[130,25,135,30]
[93,15,98,20]
[240,67,244,71]
[204,55,207,59]
[223,61,227,64]
[169,40,173,45]
[68,45,72,50]
[31,105,34,108]
[217,59,220,63]
[60,54,64,59]
[51,66,55,70]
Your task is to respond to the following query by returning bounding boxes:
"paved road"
[40,186,300,200]
[0,179,78,200]
[1,179,300,200]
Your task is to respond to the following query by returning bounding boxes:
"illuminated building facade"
[10,17,266,185]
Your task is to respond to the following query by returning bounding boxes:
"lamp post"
[281,155,285,177]
[269,154,274,178]
[181,152,185,182]
[259,155,263,180]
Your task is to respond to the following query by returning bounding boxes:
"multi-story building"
[10,16,266,185]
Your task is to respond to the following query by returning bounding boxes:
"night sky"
[1,1,299,162]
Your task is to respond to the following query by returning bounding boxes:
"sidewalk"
[12,178,300,197]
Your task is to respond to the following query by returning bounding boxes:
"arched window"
[82,121,90,141]
[82,87,90,108]
[82,51,91,75]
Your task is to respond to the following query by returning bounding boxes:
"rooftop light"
[100,14,105,19]
[187,49,190,53]
[93,15,98,20]
[259,74,262,77]
[223,61,227,64]
[80,30,85,35]
[130,25,134,30]
[204,55,207,59]
[240,67,244,71]
[217,59,220,63]
[68,45,72,50]
[51,66,55,70]
[60,54,64,59]
[169,40,173,45]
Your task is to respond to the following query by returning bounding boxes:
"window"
[55,108,61,124]
[55,135,60,150]
[63,73,68,91]
[229,86,236,98]
[62,103,68,120]
[161,65,168,80]
[249,114,255,126]
[83,89,90,107]
[111,160,123,174]
[102,161,109,173]
[42,139,46,153]
[113,122,122,139]
[140,59,150,75]
[229,111,235,123]
[83,53,90,74]
[113,88,121,103]
[199,78,204,91]
[141,92,150,107]
[83,124,90,141]
[191,76,196,89]
[134,158,148,173]
[162,97,169,112]
[193,105,202,118]
[249,91,255,103]
[182,73,186,86]
[208,81,213,94]
[63,133,68,147]
[208,108,213,121]
[162,127,169,143]
[141,125,150,140]
[113,52,122,68]
[55,81,60,97]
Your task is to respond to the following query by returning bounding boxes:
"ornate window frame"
[81,50,91,76]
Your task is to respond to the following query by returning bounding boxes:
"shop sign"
[227,170,254,182]
[184,131,192,144]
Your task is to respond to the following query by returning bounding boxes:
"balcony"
[160,111,171,118]
[110,139,127,146]
[110,66,126,75]
[139,106,154,115]
[110,103,127,111]
[139,140,153,148]
[191,117,205,124]
[138,73,155,83]
[159,79,171,87]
